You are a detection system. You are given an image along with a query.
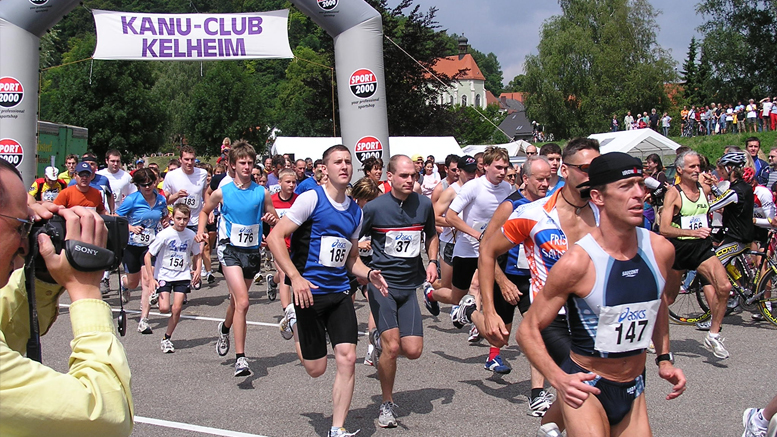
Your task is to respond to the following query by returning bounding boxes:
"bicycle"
[668,243,777,327]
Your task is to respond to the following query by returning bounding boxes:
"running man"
[518,152,686,437]
[659,150,732,359]
[539,143,565,195]
[425,147,513,328]
[267,145,388,437]
[268,169,298,336]
[476,138,601,428]
[471,156,556,414]
[197,141,278,377]
[360,155,438,428]
[97,149,136,210]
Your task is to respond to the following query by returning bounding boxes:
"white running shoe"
[468,325,482,343]
[742,408,767,437]
[216,322,230,356]
[160,338,174,353]
[378,401,398,428]
[234,356,251,377]
[704,334,730,359]
[279,306,296,340]
[137,318,152,334]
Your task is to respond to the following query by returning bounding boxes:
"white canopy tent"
[461,140,533,157]
[588,129,680,160]
[271,136,463,164]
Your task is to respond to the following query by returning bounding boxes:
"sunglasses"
[0,213,33,239]
[565,163,591,173]
[505,174,516,179]
[526,152,538,156]
[138,182,155,188]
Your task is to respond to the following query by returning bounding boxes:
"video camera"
[29,215,129,272]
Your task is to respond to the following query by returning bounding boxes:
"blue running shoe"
[484,354,512,374]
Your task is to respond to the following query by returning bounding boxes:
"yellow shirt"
[0,269,134,436]
[58,170,73,185]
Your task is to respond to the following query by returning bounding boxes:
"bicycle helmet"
[742,167,755,184]
[718,151,747,167]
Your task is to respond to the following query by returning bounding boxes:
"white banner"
[92,9,293,61]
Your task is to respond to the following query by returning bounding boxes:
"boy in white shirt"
[144,204,202,353]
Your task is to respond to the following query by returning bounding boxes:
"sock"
[163,334,171,340]
[236,353,245,359]
[488,347,500,361]
[531,388,544,400]
[221,323,230,334]
[708,332,720,339]
[755,410,769,428]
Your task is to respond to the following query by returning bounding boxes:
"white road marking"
[134,415,268,437]
[58,304,368,335]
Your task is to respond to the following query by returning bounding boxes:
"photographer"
[0,160,133,435]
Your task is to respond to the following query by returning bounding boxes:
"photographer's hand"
[28,201,61,221]
[37,207,107,301]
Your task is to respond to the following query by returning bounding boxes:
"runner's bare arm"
[517,246,601,408]
[433,186,455,227]
[425,232,439,284]
[478,229,517,348]
[446,207,479,239]
[261,189,279,226]
[267,216,318,308]
[482,201,522,305]
[649,233,686,400]
[346,241,388,296]
[196,189,222,242]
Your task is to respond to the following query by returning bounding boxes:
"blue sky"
[387,1,705,86]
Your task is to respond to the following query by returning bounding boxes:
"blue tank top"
[290,185,361,294]
[219,182,265,250]
[502,190,532,276]
[116,191,168,247]
[567,228,665,358]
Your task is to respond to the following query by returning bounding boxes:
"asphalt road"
[41,268,776,437]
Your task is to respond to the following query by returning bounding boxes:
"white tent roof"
[271,136,462,164]
[461,139,533,157]
[588,129,680,159]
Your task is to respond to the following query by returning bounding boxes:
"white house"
[431,36,488,110]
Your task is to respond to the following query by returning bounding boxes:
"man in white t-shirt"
[761,97,773,132]
[746,99,758,133]
[425,147,513,328]
[97,149,136,211]
[163,145,208,232]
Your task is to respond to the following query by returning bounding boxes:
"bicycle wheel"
[755,268,777,327]
[668,272,711,324]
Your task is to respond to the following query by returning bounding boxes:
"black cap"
[577,152,643,189]
[458,155,477,173]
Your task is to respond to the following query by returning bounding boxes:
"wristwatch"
[428,259,439,266]
[655,352,674,365]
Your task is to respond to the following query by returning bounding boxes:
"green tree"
[696,0,777,101]
[469,49,504,96]
[182,61,272,155]
[523,0,676,138]
[681,37,699,101]
[505,74,526,93]
[450,104,508,145]
[40,35,166,159]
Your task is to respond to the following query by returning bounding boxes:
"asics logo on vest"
[618,307,647,323]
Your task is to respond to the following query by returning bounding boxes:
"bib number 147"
[614,320,648,345]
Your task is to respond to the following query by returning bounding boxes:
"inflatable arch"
[0,0,389,186]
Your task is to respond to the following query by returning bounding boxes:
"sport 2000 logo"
[317,0,337,11]
[349,69,377,99]
[0,77,23,108]
[30,0,49,5]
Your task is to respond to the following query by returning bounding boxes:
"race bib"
[384,230,421,258]
[594,300,660,353]
[131,227,156,246]
[230,223,260,247]
[358,236,373,257]
[516,244,530,270]
[680,213,708,230]
[319,236,352,268]
[163,253,187,271]
[182,195,200,209]
[42,190,58,202]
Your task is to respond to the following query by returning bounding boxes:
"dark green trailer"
[36,120,88,178]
